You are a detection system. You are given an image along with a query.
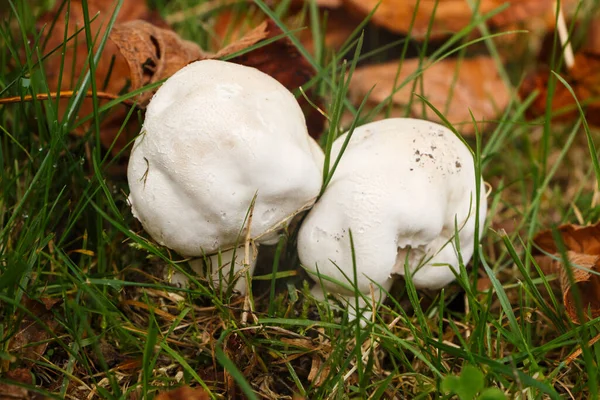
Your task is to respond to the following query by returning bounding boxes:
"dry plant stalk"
[0,90,133,105]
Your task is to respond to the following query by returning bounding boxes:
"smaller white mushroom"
[297,118,487,320]
[127,59,323,294]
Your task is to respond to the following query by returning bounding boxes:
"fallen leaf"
[297,7,361,54]
[349,56,510,134]
[211,4,267,49]
[155,386,210,400]
[519,9,600,126]
[533,222,600,323]
[341,0,561,39]
[37,3,324,155]
[211,0,350,54]
[307,354,330,387]
[38,0,172,153]
[519,52,600,126]
[109,20,206,105]
[584,15,600,54]
[0,368,34,400]
[477,276,493,292]
[8,296,61,365]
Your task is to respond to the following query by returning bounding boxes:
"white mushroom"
[297,118,487,319]
[128,59,323,294]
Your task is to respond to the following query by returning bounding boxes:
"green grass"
[1,0,600,399]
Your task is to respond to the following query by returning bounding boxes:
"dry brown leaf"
[155,386,210,400]
[585,15,600,54]
[349,56,510,134]
[219,20,314,88]
[0,368,36,400]
[533,222,600,323]
[8,297,61,366]
[296,7,361,54]
[38,2,324,154]
[519,10,600,126]
[477,276,493,292]
[341,0,561,39]
[38,0,172,153]
[520,51,600,126]
[307,354,330,387]
[211,5,267,49]
[211,0,350,53]
[109,20,205,105]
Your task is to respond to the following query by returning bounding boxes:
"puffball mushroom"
[127,59,323,294]
[298,118,487,319]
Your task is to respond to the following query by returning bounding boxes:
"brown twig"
[0,90,136,106]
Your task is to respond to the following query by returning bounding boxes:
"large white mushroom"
[297,118,487,319]
[128,59,323,294]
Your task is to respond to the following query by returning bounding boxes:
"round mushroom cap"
[128,60,323,256]
[297,118,487,294]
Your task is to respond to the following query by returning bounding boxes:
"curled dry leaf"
[155,386,210,400]
[533,222,600,323]
[109,20,206,105]
[520,52,600,126]
[341,0,562,39]
[349,56,510,134]
[38,0,172,153]
[113,19,324,138]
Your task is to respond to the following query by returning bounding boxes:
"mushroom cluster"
[297,118,487,320]
[127,59,323,294]
[127,60,487,320]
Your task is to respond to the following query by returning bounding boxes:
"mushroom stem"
[554,0,575,69]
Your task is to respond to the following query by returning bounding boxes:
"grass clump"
[1,0,600,399]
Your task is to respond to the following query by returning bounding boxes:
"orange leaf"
[341,0,561,39]
[349,56,510,134]
[155,386,210,400]
[533,222,600,323]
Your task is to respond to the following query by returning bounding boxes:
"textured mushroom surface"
[128,60,323,257]
[298,118,487,304]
